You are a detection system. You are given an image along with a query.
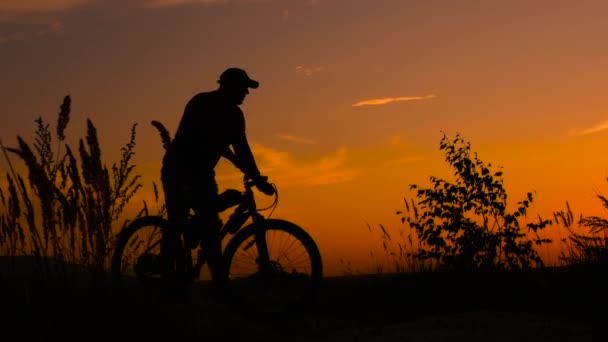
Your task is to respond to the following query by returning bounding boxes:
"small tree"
[398,133,552,271]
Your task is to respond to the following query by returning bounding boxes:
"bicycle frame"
[190,180,273,277]
[216,180,265,242]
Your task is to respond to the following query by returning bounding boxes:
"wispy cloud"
[380,155,421,168]
[218,144,359,186]
[387,133,405,146]
[277,133,315,145]
[0,0,98,21]
[1,19,66,44]
[143,0,226,8]
[570,120,608,136]
[37,19,64,35]
[0,31,25,44]
[352,94,436,107]
[0,0,91,43]
[295,65,325,78]
[258,145,359,186]
[0,0,232,14]
[144,0,281,8]
[0,0,95,13]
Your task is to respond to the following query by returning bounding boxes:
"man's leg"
[160,176,196,301]
[161,168,190,276]
[192,178,224,283]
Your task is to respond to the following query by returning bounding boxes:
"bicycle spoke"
[223,219,323,316]
[279,250,311,269]
[276,234,299,262]
[272,235,311,272]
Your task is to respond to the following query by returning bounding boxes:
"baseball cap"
[218,68,259,89]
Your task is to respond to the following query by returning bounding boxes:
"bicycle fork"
[252,214,274,275]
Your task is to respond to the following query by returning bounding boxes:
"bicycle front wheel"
[222,219,323,314]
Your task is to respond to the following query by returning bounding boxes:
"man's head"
[217,68,259,105]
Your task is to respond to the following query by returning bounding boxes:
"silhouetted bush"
[394,133,552,271]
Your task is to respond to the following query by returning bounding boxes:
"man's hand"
[251,175,275,196]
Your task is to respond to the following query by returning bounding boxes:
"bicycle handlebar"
[244,175,275,196]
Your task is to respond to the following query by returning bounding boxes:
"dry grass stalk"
[0,96,144,278]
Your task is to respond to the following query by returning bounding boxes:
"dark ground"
[0,257,605,341]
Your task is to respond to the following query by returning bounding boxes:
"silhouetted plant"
[554,199,608,269]
[366,221,433,274]
[151,120,172,151]
[0,95,142,274]
[396,133,552,271]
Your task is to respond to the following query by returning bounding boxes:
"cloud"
[352,94,436,107]
[143,0,278,8]
[142,0,226,8]
[0,0,276,16]
[380,155,421,168]
[0,0,225,15]
[0,1,92,43]
[0,0,94,13]
[281,8,289,21]
[217,144,359,186]
[0,0,95,22]
[0,19,66,44]
[570,120,608,136]
[276,134,315,145]
[36,19,65,35]
[0,31,26,44]
[387,133,405,146]
[295,65,325,78]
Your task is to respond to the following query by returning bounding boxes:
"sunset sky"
[2,0,608,275]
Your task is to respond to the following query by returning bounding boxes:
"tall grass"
[0,95,143,278]
[365,221,435,274]
[554,200,608,269]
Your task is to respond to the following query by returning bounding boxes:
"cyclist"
[160,67,275,284]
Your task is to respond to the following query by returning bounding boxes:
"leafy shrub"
[396,133,552,271]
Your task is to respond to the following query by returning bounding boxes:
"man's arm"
[231,132,261,180]
[230,108,262,180]
[228,109,274,195]
[222,147,243,172]
[231,131,275,195]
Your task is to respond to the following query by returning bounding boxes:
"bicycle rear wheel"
[222,219,323,314]
[111,216,169,281]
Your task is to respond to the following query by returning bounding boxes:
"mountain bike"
[110,177,323,314]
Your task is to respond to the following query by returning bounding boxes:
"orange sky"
[2,0,608,276]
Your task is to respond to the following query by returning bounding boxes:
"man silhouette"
[160,67,274,283]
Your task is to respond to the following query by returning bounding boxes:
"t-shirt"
[164,90,260,180]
